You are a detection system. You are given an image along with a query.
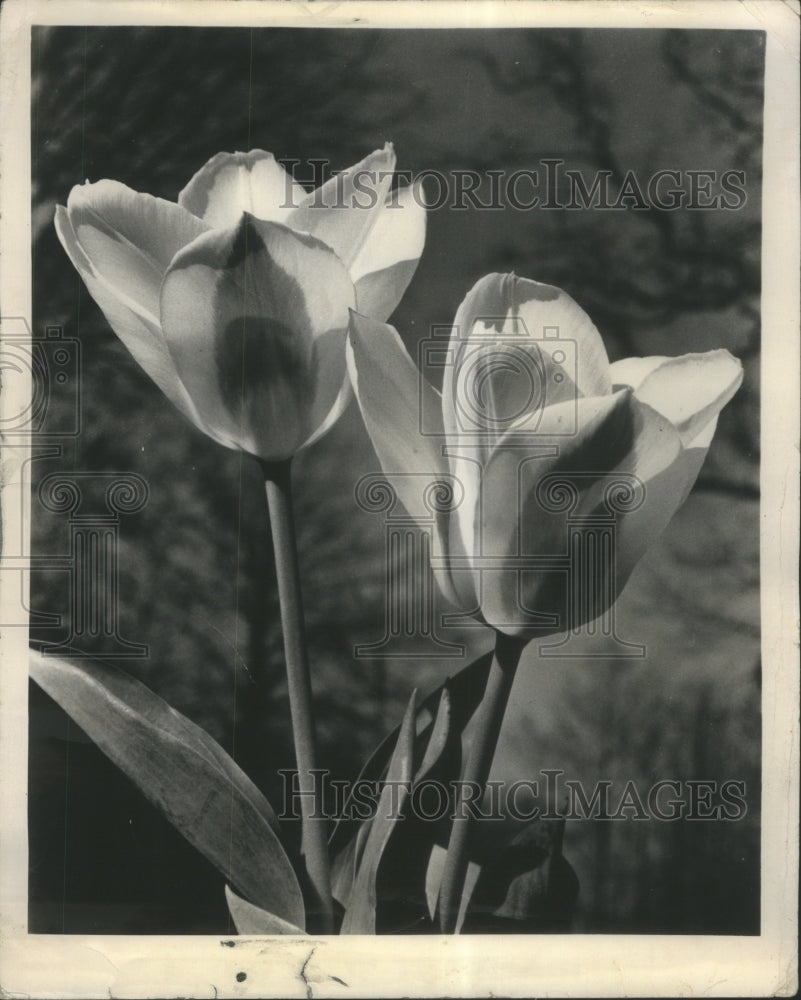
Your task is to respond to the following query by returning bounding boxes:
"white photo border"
[1,1,798,997]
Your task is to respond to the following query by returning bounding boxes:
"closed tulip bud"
[347,272,743,639]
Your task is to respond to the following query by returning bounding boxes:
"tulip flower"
[347,271,743,639]
[55,144,426,933]
[347,271,743,932]
[55,143,426,461]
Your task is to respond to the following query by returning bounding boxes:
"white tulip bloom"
[347,272,743,638]
[56,144,425,460]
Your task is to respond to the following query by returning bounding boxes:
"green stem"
[438,630,524,933]
[262,458,333,934]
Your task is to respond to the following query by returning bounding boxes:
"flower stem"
[438,630,524,934]
[262,458,333,934]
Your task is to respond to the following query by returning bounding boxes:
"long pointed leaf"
[331,814,373,910]
[425,845,480,932]
[340,690,417,934]
[415,687,452,782]
[329,651,492,857]
[30,650,305,929]
[225,885,306,935]
[375,686,464,932]
[332,688,461,926]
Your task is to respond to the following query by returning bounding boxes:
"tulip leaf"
[339,690,417,934]
[329,650,492,858]
[330,828,359,910]
[333,687,464,932]
[374,687,463,932]
[225,885,306,936]
[331,656,489,930]
[425,845,481,933]
[465,819,579,932]
[331,815,372,910]
[415,685,453,782]
[427,818,579,933]
[29,650,305,930]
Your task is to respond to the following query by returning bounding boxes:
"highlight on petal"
[442,273,612,450]
[346,310,466,607]
[289,144,396,270]
[347,310,447,485]
[64,179,208,323]
[609,354,667,391]
[350,179,427,320]
[354,258,420,325]
[160,215,355,460]
[613,408,720,588]
[611,349,743,445]
[54,204,207,430]
[178,150,306,229]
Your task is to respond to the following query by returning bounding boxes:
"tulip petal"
[346,311,446,489]
[442,274,612,587]
[479,390,656,635]
[443,274,611,447]
[64,180,209,324]
[351,180,427,320]
[677,414,718,504]
[160,215,354,459]
[609,354,666,391]
[289,144,396,270]
[178,150,306,229]
[346,311,468,608]
[610,349,743,445]
[528,394,689,607]
[613,411,718,587]
[55,205,208,430]
[354,259,419,324]
[296,331,353,452]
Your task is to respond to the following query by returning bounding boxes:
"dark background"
[28,25,762,934]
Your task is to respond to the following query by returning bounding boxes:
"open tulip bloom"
[55,143,425,460]
[347,272,743,930]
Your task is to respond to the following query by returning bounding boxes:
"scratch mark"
[329,974,349,987]
[299,946,316,1000]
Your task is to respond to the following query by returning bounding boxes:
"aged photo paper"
[1,0,798,996]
